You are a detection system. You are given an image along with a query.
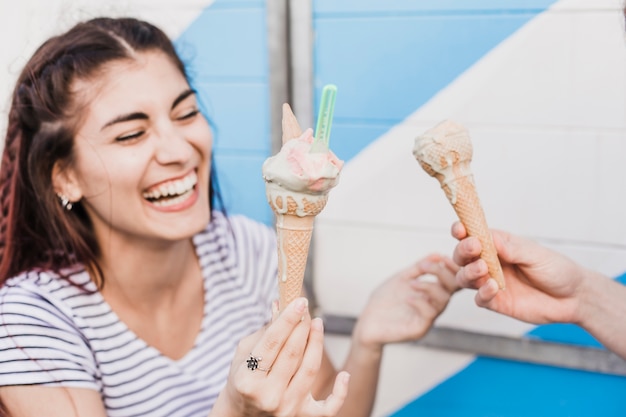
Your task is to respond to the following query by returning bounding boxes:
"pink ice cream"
[262,128,343,216]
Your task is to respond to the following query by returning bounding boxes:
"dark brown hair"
[0,17,222,286]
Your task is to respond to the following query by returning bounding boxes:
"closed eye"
[177,109,200,121]
[116,130,144,142]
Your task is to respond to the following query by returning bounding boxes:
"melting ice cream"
[413,120,506,289]
[263,128,343,217]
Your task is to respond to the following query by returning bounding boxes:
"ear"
[52,161,82,203]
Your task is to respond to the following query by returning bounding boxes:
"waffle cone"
[273,194,327,311]
[275,213,314,311]
[445,175,505,290]
[415,121,505,289]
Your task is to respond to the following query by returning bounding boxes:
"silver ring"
[246,354,270,372]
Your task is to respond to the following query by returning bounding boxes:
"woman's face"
[61,51,212,247]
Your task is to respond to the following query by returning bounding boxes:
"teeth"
[143,171,197,200]
[152,189,194,207]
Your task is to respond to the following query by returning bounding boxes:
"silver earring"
[58,194,73,211]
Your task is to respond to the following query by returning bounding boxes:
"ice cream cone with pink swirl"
[263,91,342,311]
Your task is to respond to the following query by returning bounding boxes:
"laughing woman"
[0,17,458,417]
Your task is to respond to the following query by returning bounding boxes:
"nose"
[153,124,194,165]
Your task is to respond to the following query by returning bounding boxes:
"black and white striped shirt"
[0,212,278,416]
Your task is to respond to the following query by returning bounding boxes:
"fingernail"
[312,317,324,331]
[342,372,351,385]
[294,298,308,313]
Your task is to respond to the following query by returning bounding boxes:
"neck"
[96,235,205,360]
[97,236,199,310]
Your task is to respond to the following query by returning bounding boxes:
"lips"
[143,171,198,207]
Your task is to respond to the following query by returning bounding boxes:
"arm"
[577,270,626,359]
[451,221,626,360]
[313,254,459,417]
[0,284,108,417]
[0,386,107,417]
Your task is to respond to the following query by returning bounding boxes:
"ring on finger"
[246,354,271,372]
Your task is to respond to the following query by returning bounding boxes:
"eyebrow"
[101,89,197,131]
[172,89,196,110]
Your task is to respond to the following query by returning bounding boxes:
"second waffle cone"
[444,173,505,290]
[414,120,505,289]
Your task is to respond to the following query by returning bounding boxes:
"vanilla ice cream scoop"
[413,120,473,205]
[413,120,505,289]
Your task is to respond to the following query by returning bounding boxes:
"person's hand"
[212,297,349,417]
[352,253,460,353]
[451,221,587,324]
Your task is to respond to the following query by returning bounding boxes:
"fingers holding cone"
[451,176,505,290]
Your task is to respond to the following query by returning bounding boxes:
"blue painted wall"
[176,0,273,225]
[173,0,560,225]
[313,0,557,162]
[176,0,560,226]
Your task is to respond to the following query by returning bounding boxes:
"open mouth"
[142,171,198,207]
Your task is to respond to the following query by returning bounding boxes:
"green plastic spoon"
[310,84,337,153]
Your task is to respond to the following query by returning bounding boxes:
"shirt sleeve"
[0,282,100,390]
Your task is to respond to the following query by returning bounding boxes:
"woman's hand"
[353,253,460,353]
[212,298,349,417]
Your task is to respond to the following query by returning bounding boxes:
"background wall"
[2,1,626,416]
[312,0,626,326]
[309,0,626,415]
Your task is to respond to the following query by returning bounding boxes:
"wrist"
[209,389,238,417]
[351,321,384,358]
[573,268,609,328]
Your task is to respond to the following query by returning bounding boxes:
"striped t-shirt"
[0,212,278,417]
